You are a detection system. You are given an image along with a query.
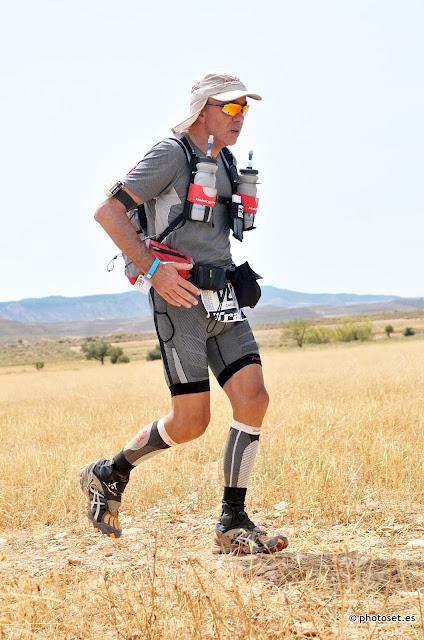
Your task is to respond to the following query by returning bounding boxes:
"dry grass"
[0,339,423,638]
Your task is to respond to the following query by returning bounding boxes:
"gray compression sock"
[223,419,261,488]
[116,418,177,467]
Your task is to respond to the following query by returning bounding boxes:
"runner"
[80,73,288,554]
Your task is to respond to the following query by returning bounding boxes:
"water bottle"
[238,150,258,230]
[189,135,218,222]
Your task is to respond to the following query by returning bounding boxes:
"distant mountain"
[258,287,398,308]
[0,289,423,343]
[0,287,402,324]
[0,292,149,323]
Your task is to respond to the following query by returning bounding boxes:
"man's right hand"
[150,262,200,307]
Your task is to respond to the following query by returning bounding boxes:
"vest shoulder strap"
[220,146,239,194]
[136,137,194,240]
[138,137,239,243]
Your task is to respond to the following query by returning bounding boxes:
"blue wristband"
[144,258,161,280]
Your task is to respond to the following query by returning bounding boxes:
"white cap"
[172,73,262,134]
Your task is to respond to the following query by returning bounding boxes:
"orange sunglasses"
[206,101,249,117]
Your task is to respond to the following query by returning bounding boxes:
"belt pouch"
[146,239,192,280]
[191,264,227,291]
[230,262,262,308]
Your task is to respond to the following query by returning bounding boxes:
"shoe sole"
[213,531,288,555]
[91,516,122,539]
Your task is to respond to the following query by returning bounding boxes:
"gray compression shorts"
[150,289,261,396]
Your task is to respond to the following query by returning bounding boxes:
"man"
[80,73,288,554]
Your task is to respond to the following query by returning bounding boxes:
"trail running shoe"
[79,459,129,539]
[213,502,288,555]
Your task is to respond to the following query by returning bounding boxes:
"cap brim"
[209,89,262,102]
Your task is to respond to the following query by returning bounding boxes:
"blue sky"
[1,0,423,301]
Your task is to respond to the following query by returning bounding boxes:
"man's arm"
[94,190,200,308]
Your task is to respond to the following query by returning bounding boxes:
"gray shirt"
[122,136,234,267]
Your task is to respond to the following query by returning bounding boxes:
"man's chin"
[225,131,241,146]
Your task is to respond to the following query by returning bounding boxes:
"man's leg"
[207,322,288,554]
[222,363,267,497]
[80,392,210,537]
[81,290,214,537]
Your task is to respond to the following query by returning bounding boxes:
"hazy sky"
[1,0,423,302]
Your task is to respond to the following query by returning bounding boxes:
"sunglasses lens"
[220,103,249,116]
[221,103,242,116]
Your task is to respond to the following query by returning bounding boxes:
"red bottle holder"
[187,183,217,208]
[239,194,258,215]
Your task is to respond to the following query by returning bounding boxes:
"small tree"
[404,327,415,337]
[284,319,311,348]
[34,361,45,371]
[81,339,111,365]
[385,325,394,338]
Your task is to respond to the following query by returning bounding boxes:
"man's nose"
[233,112,244,123]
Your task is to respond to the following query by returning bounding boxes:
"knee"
[259,386,270,410]
[235,385,269,420]
[171,406,211,441]
[187,411,210,439]
[248,386,270,413]
[256,387,270,419]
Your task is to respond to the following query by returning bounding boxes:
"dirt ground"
[1,500,423,639]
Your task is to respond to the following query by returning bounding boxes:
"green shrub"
[146,344,162,361]
[404,327,415,337]
[109,347,130,364]
[34,361,45,371]
[336,322,373,342]
[304,326,335,344]
[109,347,123,364]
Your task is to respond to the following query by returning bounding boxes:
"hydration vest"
[134,135,239,244]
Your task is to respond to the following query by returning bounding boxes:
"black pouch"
[229,199,244,242]
[191,264,228,291]
[230,262,262,308]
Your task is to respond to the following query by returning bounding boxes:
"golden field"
[0,337,423,639]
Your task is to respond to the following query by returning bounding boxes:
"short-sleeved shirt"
[122,135,234,267]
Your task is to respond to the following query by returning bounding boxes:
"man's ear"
[197,108,207,123]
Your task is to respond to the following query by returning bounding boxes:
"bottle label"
[187,183,217,208]
[239,194,258,215]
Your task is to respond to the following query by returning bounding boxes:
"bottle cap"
[241,149,258,174]
[198,156,217,165]
[240,167,258,175]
